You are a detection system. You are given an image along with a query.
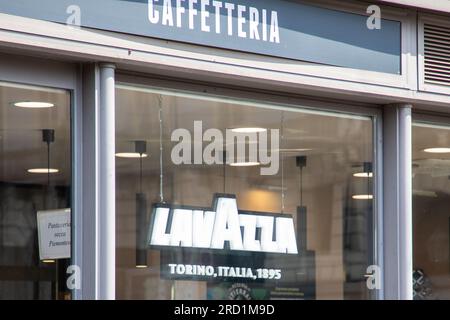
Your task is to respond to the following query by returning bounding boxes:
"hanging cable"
[158,95,165,203]
[222,133,227,193]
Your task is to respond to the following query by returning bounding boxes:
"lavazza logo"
[170,121,280,176]
[149,195,298,254]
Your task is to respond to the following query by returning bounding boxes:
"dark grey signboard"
[0,0,401,74]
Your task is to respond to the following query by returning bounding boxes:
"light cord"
[158,95,164,203]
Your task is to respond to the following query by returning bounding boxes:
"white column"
[383,104,413,300]
[398,105,413,300]
[98,63,116,300]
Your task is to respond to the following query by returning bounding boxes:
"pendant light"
[364,161,373,201]
[275,112,287,243]
[135,140,148,268]
[296,155,307,252]
[28,129,59,175]
[43,129,54,188]
[41,129,55,264]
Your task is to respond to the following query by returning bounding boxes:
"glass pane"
[0,82,72,300]
[413,122,450,300]
[116,85,375,300]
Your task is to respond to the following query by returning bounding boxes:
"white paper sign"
[37,208,71,260]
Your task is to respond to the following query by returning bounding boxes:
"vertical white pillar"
[98,63,116,300]
[398,106,413,300]
[383,104,413,300]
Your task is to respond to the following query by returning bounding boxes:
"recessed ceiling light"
[229,162,260,167]
[115,152,149,158]
[27,168,60,174]
[278,148,313,153]
[352,194,373,200]
[413,190,438,198]
[136,265,148,269]
[353,172,373,178]
[231,128,267,133]
[42,259,55,263]
[14,101,55,108]
[259,185,288,192]
[423,148,450,154]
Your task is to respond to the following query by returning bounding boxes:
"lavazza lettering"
[149,197,298,254]
[148,0,280,43]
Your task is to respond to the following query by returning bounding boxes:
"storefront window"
[412,121,450,300]
[0,82,72,299]
[115,84,376,300]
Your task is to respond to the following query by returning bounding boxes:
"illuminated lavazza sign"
[148,195,298,254]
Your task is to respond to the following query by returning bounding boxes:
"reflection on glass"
[115,85,375,300]
[413,122,450,300]
[0,82,71,300]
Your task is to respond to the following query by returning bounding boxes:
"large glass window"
[115,84,376,300]
[413,121,450,300]
[0,82,72,300]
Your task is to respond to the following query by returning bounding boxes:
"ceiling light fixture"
[353,172,373,178]
[423,148,450,154]
[42,259,56,263]
[279,148,313,153]
[27,168,59,174]
[229,162,260,167]
[231,127,267,133]
[352,194,373,200]
[115,152,149,158]
[413,190,438,198]
[14,101,55,108]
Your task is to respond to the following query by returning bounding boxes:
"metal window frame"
[0,53,83,299]
[410,111,450,300]
[0,51,419,300]
[412,111,450,126]
[116,72,385,300]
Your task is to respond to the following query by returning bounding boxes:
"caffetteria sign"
[148,0,280,43]
[148,194,298,254]
[1,0,401,73]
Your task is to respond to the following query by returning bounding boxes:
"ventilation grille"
[424,23,450,87]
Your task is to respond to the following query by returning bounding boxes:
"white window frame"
[0,52,83,300]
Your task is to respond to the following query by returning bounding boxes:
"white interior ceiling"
[0,83,449,197]
[0,83,70,186]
